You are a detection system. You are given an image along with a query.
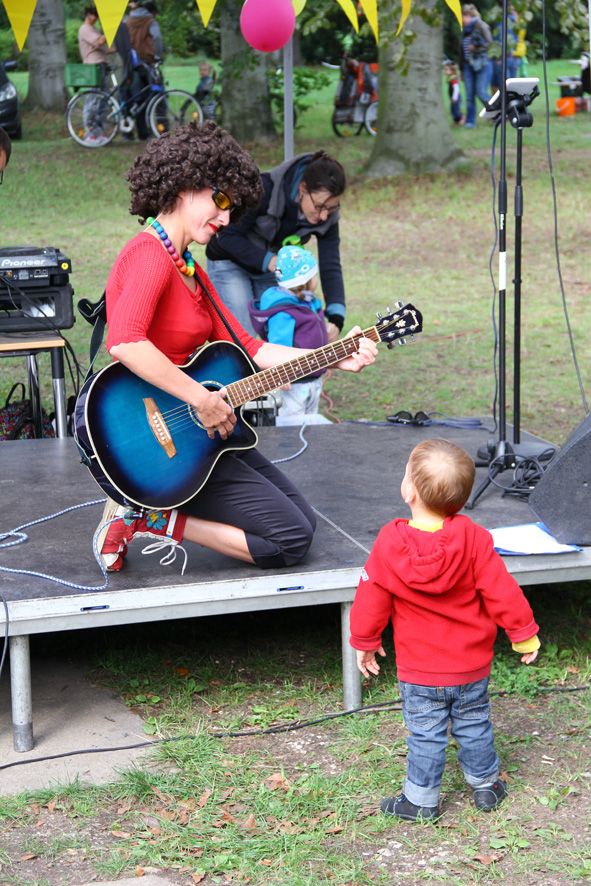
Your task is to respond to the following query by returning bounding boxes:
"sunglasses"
[0,169,3,186]
[211,187,234,212]
[387,410,431,427]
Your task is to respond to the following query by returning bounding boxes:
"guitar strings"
[146,333,372,426]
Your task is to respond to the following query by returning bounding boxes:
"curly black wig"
[127,121,262,222]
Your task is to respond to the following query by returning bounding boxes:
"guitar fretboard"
[226,326,380,408]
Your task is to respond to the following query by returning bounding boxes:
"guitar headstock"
[375,303,423,348]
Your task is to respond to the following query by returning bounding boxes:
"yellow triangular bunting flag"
[95,0,128,46]
[293,0,307,14]
[444,0,463,29]
[396,0,412,35]
[2,0,37,52]
[335,0,359,32]
[358,0,378,42]
[195,0,220,28]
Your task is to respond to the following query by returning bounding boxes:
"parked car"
[0,60,22,140]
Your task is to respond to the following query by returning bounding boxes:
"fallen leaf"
[264,772,289,791]
[19,852,38,861]
[259,859,273,866]
[135,866,145,877]
[111,830,131,839]
[191,874,206,884]
[150,786,170,804]
[474,852,501,865]
[197,788,212,808]
[240,814,257,830]
[326,825,344,834]
[175,667,190,677]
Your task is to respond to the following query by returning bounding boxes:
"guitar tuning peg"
[397,337,407,346]
[376,311,383,321]
[394,301,403,309]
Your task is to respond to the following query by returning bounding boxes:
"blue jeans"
[463,61,493,126]
[399,678,499,807]
[206,258,276,337]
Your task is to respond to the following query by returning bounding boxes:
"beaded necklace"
[146,216,195,277]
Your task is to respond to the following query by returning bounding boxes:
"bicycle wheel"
[331,107,363,137]
[148,90,203,137]
[365,100,378,136]
[66,89,119,147]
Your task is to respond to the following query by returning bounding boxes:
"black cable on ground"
[1,683,588,773]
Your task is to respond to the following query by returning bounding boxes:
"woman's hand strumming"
[195,387,237,440]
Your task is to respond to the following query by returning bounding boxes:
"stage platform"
[2,423,591,752]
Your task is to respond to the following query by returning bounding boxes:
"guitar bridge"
[143,397,177,459]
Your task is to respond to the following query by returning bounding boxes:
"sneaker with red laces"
[97,503,188,573]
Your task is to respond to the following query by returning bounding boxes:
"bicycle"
[66,61,203,148]
[329,56,378,137]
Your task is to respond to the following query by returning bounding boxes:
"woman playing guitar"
[94,122,377,574]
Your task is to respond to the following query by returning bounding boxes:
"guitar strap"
[193,265,253,361]
[77,291,107,381]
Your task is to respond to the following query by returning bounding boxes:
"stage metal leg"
[341,601,361,710]
[50,347,68,438]
[10,635,34,752]
[26,354,43,438]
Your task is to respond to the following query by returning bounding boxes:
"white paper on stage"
[490,522,582,556]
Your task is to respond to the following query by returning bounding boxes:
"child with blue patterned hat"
[248,244,329,416]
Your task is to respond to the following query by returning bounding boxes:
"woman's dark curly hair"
[127,121,262,223]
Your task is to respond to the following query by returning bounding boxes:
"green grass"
[0,586,590,883]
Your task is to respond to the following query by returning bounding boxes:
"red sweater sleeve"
[349,529,394,651]
[106,236,177,350]
[472,525,539,643]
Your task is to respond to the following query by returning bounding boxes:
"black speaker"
[529,413,591,545]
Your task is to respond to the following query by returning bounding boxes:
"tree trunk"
[219,0,276,142]
[366,0,463,177]
[25,0,67,112]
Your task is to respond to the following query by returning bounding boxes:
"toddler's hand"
[356,646,386,678]
[521,650,538,665]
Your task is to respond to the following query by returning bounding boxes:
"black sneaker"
[381,793,440,822]
[472,779,507,812]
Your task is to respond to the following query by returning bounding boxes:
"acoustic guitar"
[75,304,423,509]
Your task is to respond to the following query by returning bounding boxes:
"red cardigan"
[105,232,263,365]
[350,514,539,686]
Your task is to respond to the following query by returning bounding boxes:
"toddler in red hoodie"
[349,438,540,821]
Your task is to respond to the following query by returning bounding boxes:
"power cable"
[0,683,587,772]
[540,0,588,415]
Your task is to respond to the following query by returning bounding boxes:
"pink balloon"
[240,0,296,53]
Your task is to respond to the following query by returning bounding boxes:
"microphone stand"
[466,0,546,510]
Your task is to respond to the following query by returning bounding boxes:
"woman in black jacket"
[206,151,346,340]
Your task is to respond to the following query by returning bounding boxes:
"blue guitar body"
[75,342,259,510]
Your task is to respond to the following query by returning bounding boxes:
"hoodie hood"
[382,515,473,595]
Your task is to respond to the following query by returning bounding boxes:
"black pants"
[181,449,316,569]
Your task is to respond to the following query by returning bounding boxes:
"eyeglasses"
[211,188,234,212]
[387,410,431,427]
[307,191,340,215]
[0,169,4,186]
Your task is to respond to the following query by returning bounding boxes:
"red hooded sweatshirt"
[349,514,539,686]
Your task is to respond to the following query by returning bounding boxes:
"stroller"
[332,55,378,137]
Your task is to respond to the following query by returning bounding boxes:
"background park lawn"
[1,59,591,885]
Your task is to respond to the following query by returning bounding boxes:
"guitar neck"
[226,326,380,408]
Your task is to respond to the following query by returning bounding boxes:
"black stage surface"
[0,423,554,599]
[2,423,591,750]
